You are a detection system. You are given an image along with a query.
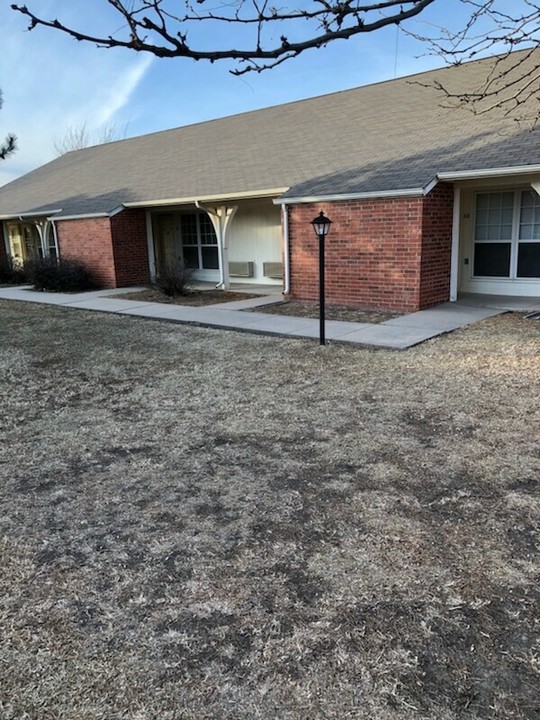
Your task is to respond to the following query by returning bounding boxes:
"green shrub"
[0,256,31,285]
[153,262,192,297]
[31,257,97,293]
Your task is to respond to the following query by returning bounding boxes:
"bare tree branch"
[53,123,90,156]
[11,0,436,74]
[10,0,540,121]
[405,0,540,126]
[53,122,129,155]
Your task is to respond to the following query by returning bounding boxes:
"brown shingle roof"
[1,49,539,217]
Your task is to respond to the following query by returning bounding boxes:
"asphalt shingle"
[0,50,539,218]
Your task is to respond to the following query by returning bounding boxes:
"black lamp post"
[310,210,332,346]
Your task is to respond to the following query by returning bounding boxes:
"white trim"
[438,166,540,182]
[0,209,62,220]
[145,211,156,280]
[124,188,288,209]
[51,212,109,221]
[450,187,461,302]
[273,187,425,205]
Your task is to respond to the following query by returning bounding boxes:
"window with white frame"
[474,190,540,279]
[180,213,218,270]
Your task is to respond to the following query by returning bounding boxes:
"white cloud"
[92,56,154,128]
[0,3,153,186]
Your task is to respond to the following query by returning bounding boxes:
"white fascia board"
[437,165,540,182]
[273,188,425,205]
[51,212,109,221]
[0,208,63,220]
[124,188,289,208]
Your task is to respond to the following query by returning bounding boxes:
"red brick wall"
[288,188,455,312]
[419,183,454,308]
[110,209,150,287]
[56,217,117,288]
[288,198,425,312]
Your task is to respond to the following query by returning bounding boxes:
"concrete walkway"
[1,285,537,349]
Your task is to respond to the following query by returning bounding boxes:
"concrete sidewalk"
[0,284,531,349]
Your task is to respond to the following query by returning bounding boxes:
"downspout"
[450,187,461,302]
[50,220,60,259]
[282,203,290,295]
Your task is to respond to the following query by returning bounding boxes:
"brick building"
[1,51,539,311]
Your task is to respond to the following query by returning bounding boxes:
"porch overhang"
[0,209,63,221]
[123,188,289,210]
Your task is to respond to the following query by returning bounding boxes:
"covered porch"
[447,170,540,303]
[2,212,60,264]
[125,190,287,292]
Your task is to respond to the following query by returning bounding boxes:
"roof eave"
[0,208,63,220]
[124,188,289,209]
[273,188,426,205]
[437,165,540,182]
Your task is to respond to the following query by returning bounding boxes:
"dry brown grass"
[247,300,400,323]
[0,300,539,720]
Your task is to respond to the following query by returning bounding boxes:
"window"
[517,191,540,278]
[180,213,218,270]
[473,191,540,279]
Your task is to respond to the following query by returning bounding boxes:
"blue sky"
[0,1,517,186]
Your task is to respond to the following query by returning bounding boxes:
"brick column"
[419,183,454,308]
[110,209,150,287]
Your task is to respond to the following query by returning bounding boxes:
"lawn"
[0,300,538,720]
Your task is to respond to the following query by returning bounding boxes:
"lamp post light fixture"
[310,210,332,346]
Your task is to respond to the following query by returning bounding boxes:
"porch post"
[33,219,52,258]
[450,186,461,302]
[196,203,238,290]
[145,211,157,280]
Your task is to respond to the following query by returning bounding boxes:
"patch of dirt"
[115,288,261,306]
[0,302,539,719]
[248,300,401,323]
